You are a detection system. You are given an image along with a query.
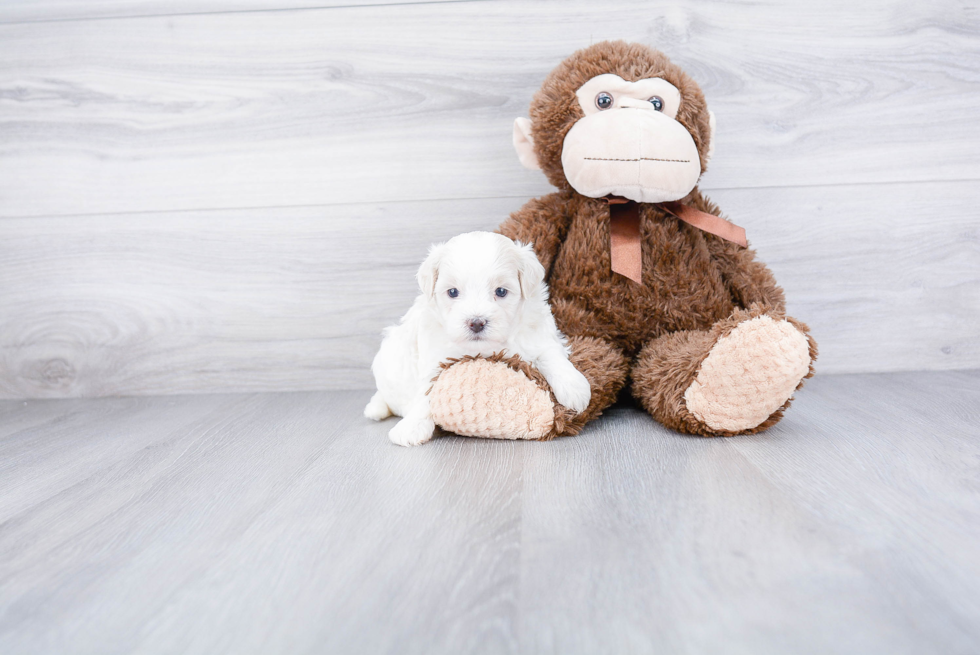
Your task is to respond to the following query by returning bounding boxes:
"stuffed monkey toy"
[428,41,817,439]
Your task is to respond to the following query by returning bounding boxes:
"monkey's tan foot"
[428,338,629,440]
[428,354,560,440]
[683,315,811,433]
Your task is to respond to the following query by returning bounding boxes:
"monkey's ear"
[513,118,541,170]
[416,243,446,298]
[705,110,716,163]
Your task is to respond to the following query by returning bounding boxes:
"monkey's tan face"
[513,72,713,203]
[561,74,703,203]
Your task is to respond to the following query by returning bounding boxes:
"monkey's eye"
[447,288,459,298]
[495,287,508,298]
[649,96,664,112]
[595,92,614,110]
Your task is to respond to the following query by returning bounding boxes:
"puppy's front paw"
[550,368,592,414]
[388,417,436,447]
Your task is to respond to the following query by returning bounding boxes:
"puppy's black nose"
[467,318,487,334]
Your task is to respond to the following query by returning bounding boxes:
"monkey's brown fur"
[437,41,816,438]
[527,42,715,193]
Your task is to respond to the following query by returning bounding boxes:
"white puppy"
[365,231,592,447]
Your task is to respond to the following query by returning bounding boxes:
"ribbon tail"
[608,201,643,284]
[660,201,747,248]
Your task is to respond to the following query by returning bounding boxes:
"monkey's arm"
[709,238,786,313]
[688,191,786,313]
[497,192,573,278]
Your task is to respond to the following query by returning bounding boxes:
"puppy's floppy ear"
[417,242,446,298]
[515,241,546,301]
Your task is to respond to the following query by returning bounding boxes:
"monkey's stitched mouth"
[583,157,691,163]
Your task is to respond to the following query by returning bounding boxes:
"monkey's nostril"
[467,318,487,333]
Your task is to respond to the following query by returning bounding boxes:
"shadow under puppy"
[365,231,591,446]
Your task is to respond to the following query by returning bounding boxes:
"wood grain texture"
[0,0,476,24]
[0,391,522,655]
[727,180,980,375]
[2,0,978,398]
[2,180,977,399]
[517,369,980,654]
[1,0,978,217]
[0,197,508,399]
[1,370,978,653]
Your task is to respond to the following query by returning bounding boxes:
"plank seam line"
[2,176,980,222]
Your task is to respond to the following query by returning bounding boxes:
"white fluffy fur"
[365,231,591,447]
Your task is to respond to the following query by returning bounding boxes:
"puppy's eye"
[495,287,508,298]
[595,92,613,110]
[447,288,459,298]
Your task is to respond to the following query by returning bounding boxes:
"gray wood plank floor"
[1,370,978,654]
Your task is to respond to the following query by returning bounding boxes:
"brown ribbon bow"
[605,197,748,284]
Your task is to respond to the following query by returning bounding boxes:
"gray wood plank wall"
[0,0,470,24]
[1,0,978,398]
